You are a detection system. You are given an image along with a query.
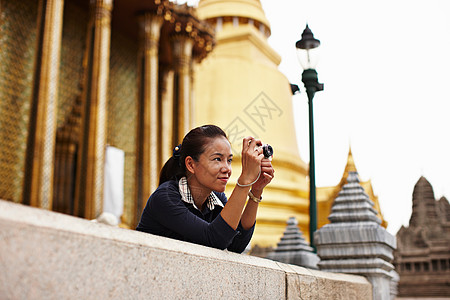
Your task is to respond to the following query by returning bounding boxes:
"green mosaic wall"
[57,1,87,130]
[0,0,38,202]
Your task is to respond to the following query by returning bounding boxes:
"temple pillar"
[160,67,175,166]
[171,35,193,143]
[75,0,113,219]
[22,0,64,209]
[189,63,195,129]
[135,13,163,218]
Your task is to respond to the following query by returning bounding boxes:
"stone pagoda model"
[315,171,396,300]
[266,217,319,269]
[394,176,450,297]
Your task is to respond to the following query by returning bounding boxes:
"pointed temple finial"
[267,217,319,269]
[395,179,450,297]
[345,146,357,173]
[409,176,439,227]
[327,171,381,224]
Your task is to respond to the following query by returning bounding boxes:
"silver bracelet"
[248,190,262,203]
[236,169,261,187]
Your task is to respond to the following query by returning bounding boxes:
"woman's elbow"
[211,239,231,250]
[204,235,232,251]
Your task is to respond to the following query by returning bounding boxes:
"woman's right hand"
[238,136,264,185]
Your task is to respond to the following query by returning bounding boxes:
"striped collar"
[178,177,224,211]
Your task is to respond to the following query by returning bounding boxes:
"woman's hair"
[159,125,228,185]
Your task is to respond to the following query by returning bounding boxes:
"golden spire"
[338,146,388,228]
[345,146,357,173]
[336,146,358,187]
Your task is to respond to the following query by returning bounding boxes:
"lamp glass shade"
[296,47,320,70]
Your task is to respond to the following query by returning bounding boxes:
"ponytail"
[159,156,184,185]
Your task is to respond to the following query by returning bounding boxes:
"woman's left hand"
[251,158,274,192]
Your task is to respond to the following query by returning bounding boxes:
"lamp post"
[296,24,323,252]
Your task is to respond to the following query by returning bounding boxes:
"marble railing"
[0,200,372,299]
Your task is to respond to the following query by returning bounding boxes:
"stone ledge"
[0,200,372,299]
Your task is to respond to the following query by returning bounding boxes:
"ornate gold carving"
[91,0,113,23]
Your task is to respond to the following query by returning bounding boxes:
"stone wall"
[0,200,372,299]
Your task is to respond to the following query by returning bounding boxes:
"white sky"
[175,0,450,235]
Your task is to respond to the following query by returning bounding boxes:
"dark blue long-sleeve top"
[136,179,254,253]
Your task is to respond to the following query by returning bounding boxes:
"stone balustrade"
[0,200,372,299]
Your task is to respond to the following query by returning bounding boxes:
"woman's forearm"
[240,188,261,230]
[221,136,267,230]
[220,185,251,230]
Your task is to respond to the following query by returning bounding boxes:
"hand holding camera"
[237,137,274,188]
[252,143,274,191]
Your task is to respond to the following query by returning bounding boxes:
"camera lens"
[262,144,273,158]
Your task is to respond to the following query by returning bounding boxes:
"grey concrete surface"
[0,200,371,299]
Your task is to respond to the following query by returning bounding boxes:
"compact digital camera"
[262,144,273,158]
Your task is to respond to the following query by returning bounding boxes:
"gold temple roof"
[317,147,388,229]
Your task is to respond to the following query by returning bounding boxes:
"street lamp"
[296,24,323,252]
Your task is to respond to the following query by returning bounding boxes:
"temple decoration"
[315,171,396,300]
[394,177,450,297]
[136,12,164,215]
[317,148,388,230]
[171,35,194,142]
[267,217,319,269]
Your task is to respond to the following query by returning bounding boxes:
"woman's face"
[189,136,233,193]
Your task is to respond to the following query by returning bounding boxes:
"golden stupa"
[194,0,386,247]
[194,0,309,247]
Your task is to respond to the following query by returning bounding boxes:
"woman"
[136,125,274,253]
